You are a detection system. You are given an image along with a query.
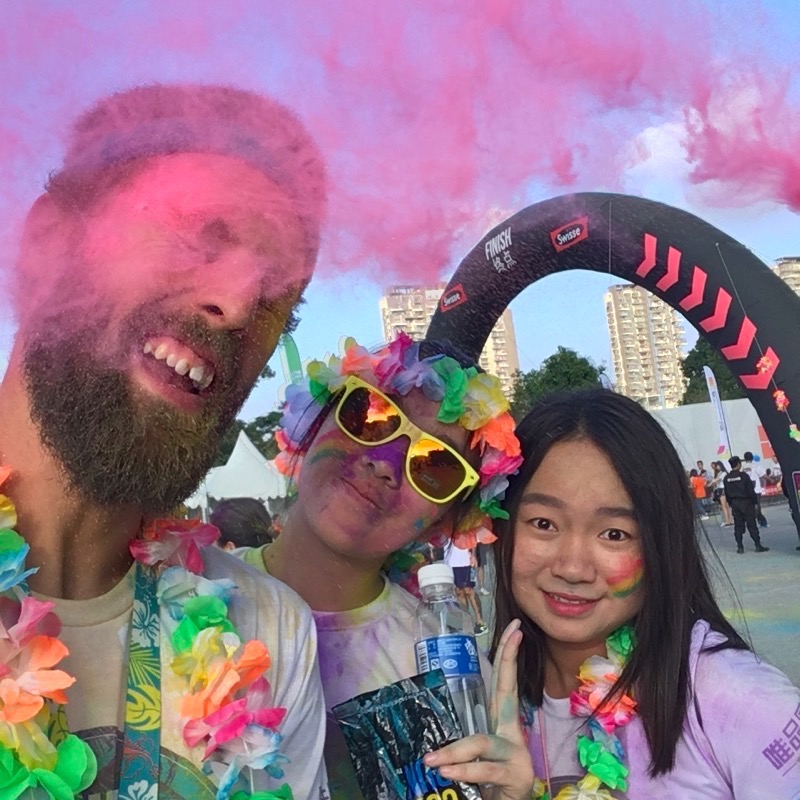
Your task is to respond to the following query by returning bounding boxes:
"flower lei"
[531,625,637,800]
[130,519,292,800]
[0,464,292,800]
[0,466,98,799]
[274,332,523,552]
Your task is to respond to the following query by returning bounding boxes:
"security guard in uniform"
[724,456,769,554]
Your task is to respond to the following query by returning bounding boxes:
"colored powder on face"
[306,430,409,495]
[306,446,349,467]
[363,439,406,486]
[305,429,350,465]
[607,557,645,599]
[412,510,438,532]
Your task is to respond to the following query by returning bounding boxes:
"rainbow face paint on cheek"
[306,430,354,466]
[607,556,644,599]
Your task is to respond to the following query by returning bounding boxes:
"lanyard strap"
[119,562,162,799]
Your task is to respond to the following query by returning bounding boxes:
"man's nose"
[195,268,262,332]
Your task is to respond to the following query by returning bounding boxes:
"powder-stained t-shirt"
[239,545,491,800]
[40,546,329,800]
[524,620,800,799]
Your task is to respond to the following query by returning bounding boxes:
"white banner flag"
[704,366,732,459]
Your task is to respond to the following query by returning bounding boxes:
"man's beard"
[23,311,251,513]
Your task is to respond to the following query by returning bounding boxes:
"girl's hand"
[423,619,534,800]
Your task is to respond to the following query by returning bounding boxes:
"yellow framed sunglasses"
[333,375,479,504]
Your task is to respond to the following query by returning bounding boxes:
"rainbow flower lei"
[274,332,523,551]
[0,464,292,800]
[0,466,98,800]
[530,625,636,800]
[131,520,292,800]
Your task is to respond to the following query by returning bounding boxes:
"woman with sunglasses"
[237,332,521,798]
[427,389,800,799]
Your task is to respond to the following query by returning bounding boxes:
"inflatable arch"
[426,192,800,521]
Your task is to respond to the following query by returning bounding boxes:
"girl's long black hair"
[491,389,748,776]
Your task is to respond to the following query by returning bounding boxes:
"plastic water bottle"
[414,562,489,737]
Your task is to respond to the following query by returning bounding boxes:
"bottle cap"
[417,562,455,589]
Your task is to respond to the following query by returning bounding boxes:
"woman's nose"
[550,533,596,583]
[363,439,407,488]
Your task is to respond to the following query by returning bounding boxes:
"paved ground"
[474,499,800,686]
[706,499,800,685]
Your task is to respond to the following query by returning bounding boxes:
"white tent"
[652,398,779,472]
[186,431,287,511]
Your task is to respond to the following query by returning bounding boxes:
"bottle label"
[415,634,480,678]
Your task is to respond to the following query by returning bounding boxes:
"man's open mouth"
[140,334,218,396]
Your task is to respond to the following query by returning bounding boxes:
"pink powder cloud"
[0,0,797,300]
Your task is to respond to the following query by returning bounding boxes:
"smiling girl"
[428,389,800,799]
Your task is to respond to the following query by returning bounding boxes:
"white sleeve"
[201,547,329,799]
[268,602,329,800]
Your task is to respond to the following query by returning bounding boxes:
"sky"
[0,0,798,420]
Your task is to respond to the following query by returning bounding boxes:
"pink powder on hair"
[12,83,326,340]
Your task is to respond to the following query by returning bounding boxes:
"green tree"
[243,411,283,460]
[510,346,605,421]
[214,411,283,466]
[680,337,745,405]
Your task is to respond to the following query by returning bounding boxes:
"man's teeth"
[142,341,215,390]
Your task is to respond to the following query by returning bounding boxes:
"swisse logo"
[550,216,589,252]
[439,284,467,312]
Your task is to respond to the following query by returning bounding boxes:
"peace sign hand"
[423,619,535,800]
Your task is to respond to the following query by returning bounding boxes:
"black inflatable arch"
[427,192,800,520]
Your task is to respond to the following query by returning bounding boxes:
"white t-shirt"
[42,546,329,800]
[445,543,473,569]
[524,620,800,799]
[743,461,765,494]
[240,546,491,800]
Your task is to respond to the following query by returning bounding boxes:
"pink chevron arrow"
[636,233,657,278]
[740,347,780,390]
[679,266,707,311]
[656,246,681,291]
[699,288,732,332]
[721,318,757,361]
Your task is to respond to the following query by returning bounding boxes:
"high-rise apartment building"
[773,257,800,296]
[605,284,687,410]
[379,285,520,397]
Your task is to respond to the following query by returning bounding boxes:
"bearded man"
[0,85,328,799]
